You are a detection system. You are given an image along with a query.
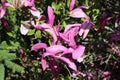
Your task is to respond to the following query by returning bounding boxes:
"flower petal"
[47,6,55,26]
[30,7,40,18]
[70,8,89,19]
[79,21,94,39]
[46,45,68,54]
[72,45,85,62]
[0,6,6,19]
[20,24,29,35]
[64,23,81,33]
[31,43,47,51]
[69,0,75,11]
[41,57,48,71]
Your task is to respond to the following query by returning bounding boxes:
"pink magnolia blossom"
[0,0,40,19]
[68,0,94,39]
[33,6,58,44]
[60,24,81,48]
[31,43,85,76]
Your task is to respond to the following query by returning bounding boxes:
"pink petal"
[64,23,81,33]
[68,27,79,48]
[54,23,60,36]
[30,7,40,18]
[4,3,14,8]
[72,45,85,62]
[70,8,89,19]
[31,43,47,51]
[0,6,6,19]
[79,21,94,39]
[41,57,48,71]
[41,24,57,44]
[46,45,68,54]
[24,0,34,7]
[20,24,29,35]
[47,6,55,26]
[69,0,75,11]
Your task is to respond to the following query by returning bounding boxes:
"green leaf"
[67,0,71,8]
[0,64,5,80]
[21,21,31,27]
[35,30,41,38]
[0,52,16,61]
[7,32,14,38]
[4,60,25,73]
[0,41,7,50]
[0,50,9,54]
[52,2,57,10]
[7,7,16,11]
[48,39,52,46]
[27,29,35,36]
[7,0,12,4]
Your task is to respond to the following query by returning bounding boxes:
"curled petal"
[31,43,47,51]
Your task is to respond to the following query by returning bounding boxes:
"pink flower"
[68,0,94,39]
[33,6,58,44]
[31,43,85,76]
[60,23,81,48]
[0,0,40,19]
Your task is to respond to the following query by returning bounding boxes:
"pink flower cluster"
[0,0,40,19]
[0,0,94,76]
